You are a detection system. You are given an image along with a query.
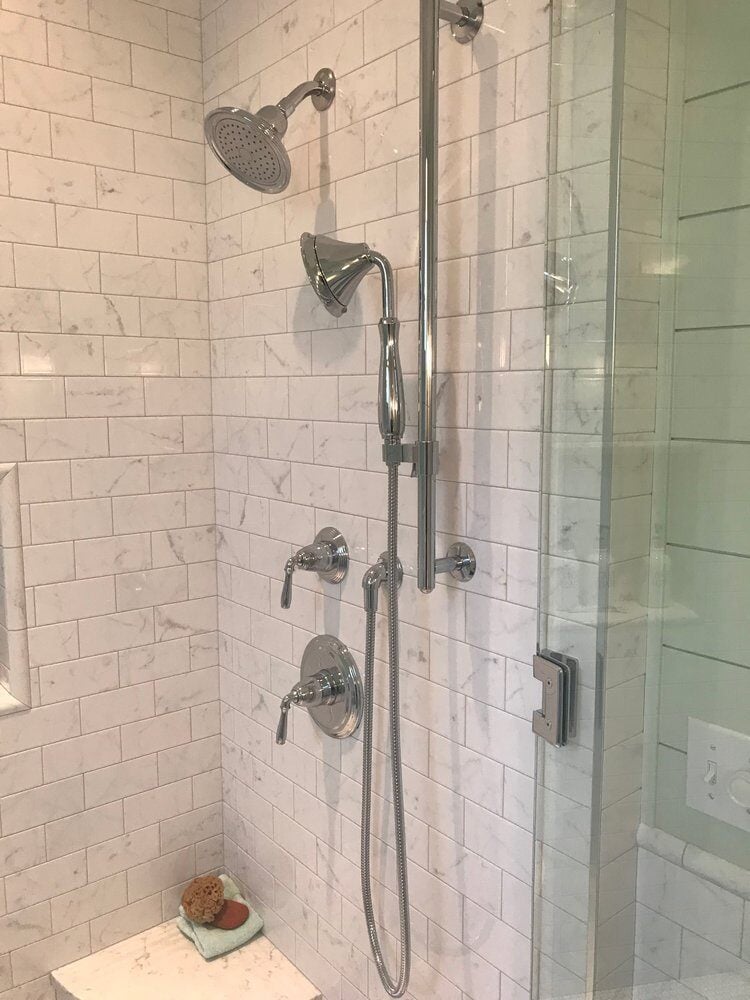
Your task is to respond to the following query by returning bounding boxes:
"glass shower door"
[534,1,750,998]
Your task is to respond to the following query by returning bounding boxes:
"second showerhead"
[204,68,335,194]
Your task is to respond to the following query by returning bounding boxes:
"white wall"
[0,2,220,995]
[202,0,550,997]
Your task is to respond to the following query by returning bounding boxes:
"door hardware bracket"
[532,649,577,748]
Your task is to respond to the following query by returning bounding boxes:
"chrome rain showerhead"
[204,68,335,194]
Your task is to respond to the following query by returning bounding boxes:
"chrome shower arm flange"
[435,541,477,582]
[439,0,483,42]
[278,67,336,117]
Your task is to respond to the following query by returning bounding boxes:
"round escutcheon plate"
[301,635,363,739]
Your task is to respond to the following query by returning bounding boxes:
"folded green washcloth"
[177,874,264,960]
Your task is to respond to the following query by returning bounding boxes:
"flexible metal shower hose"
[361,460,411,997]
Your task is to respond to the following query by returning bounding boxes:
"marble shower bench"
[52,921,322,1000]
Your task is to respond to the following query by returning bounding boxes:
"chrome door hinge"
[532,650,577,748]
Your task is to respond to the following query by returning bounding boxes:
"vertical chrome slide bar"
[417,0,440,594]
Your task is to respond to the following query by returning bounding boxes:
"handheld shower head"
[205,68,335,193]
[300,232,395,319]
[300,232,403,440]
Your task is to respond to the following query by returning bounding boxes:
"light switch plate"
[686,718,750,833]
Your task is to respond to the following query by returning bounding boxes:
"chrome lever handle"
[276,694,292,744]
[281,558,295,609]
[275,670,343,746]
[279,528,349,610]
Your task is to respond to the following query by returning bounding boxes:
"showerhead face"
[204,107,291,194]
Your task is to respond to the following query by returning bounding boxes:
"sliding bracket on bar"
[385,440,439,477]
[439,0,483,43]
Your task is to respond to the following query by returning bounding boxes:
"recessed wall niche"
[0,463,30,714]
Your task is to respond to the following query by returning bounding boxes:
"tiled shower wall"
[0,0,220,995]
[203,0,549,997]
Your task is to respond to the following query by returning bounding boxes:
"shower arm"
[277,69,336,119]
[438,0,483,32]
[277,81,323,117]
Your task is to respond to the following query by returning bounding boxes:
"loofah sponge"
[181,875,225,925]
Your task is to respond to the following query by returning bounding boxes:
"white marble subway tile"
[174,179,205,223]
[116,566,188,613]
[168,11,201,59]
[5,852,86,922]
[101,253,176,297]
[0,7,49,60]
[23,541,75,588]
[96,168,173,219]
[52,115,134,171]
[637,851,744,956]
[30,497,112,544]
[42,727,121,782]
[48,23,131,84]
[1,775,84,836]
[108,416,183,456]
[0,900,52,955]
[334,51,397,131]
[27,621,80,669]
[121,709,190,761]
[126,845,196,902]
[90,0,168,47]
[149,452,212,491]
[66,376,145,417]
[58,205,137,254]
[16,249,100,298]
[92,79,171,138]
[10,923,90,986]
[142,298,207,340]
[86,825,160,883]
[74,533,151,580]
[78,607,155,657]
[0,748,42,799]
[18,461,71,506]
[8,151,95,207]
[84,755,157,811]
[139,217,206,261]
[132,46,202,102]
[89,893,162,951]
[51,872,128,933]
[0,107,51,170]
[203,42,239,101]
[5,59,92,120]
[123,776,193,832]
[154,597,217,642]
[135,132,204,184]
[80,681,155,734]
[0,826,46,882]
[61,291,140,338]
[35,576,116,626]
[0,195,56,246]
